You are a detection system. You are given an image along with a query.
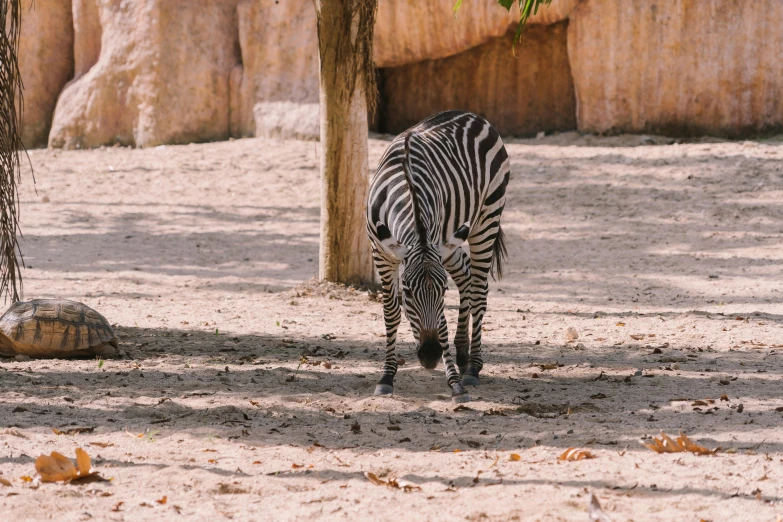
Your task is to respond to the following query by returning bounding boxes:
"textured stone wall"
[568,0,783,137]
[49,0,241,149]
[18,0,783,148]
[375,0,578,67]
[380,23,576,137]
[232,0,319,140]
[18,0,74,148]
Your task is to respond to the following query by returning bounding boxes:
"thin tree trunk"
[315,0,376,285]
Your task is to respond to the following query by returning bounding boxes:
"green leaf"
[453,0,464,15]
[498,0,514,10]
[512,0,553,44]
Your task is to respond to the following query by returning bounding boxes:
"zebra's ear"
[376,222,408,260]
[440,223,470,258]
[379,237,408,260]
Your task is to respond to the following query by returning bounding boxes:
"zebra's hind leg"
[463,226,501,386]
[443,248,472,374]
[438,315,470,403]
[374,254,401,396]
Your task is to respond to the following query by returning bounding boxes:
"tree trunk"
[314,0,376,285]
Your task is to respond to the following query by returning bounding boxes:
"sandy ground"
[1,131,782,521]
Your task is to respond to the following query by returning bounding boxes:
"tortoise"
[0,299,118,359]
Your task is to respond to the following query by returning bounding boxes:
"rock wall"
[232,0,319,140]
[568,0,783,137]
[24,0,783,147]
[72,0,101,80]
[49,0,241,149]
[18,0,74,148]
[374,0,578,67]
[380,23,576,137]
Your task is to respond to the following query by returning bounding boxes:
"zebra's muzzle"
[417,329,442,370]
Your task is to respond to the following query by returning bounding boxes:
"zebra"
[366,110,510,403]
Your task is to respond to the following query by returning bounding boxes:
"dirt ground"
[1,131,782,521]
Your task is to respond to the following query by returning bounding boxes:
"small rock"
[672,363,680,370]
[634,370,643,377]
[737,404,744,413]
[41,196,50,203]
[536,131,545,140]
[575,343,586,351]
[708,274,719,279]
[565,327,579,342]
[14,354,31,362]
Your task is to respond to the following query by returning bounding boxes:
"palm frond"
[0,0,27,302]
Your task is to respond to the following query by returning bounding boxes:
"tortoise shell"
[0,299,118,358]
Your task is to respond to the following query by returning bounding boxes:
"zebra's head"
[382,224,470,370]
[400,244,449,369]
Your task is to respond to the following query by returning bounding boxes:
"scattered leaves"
[641,431,719,456]
[558,448,595,461]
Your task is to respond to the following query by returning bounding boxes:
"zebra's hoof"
[452,391,471,404]
[374,384,394,396]
[461,374,480,387]
[451,382,470,403]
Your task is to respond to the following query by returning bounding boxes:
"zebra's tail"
[489,225,507,281]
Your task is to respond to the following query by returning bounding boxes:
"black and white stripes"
[366,111,510,402]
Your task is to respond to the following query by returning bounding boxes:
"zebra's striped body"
[366,111,510,402]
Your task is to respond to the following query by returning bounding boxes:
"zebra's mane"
[402,132,428,247]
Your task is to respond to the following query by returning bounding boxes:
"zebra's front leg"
[374,275,402,396]
[443,248,472,374]
[439,315,470,403]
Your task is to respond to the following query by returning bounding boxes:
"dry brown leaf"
[156,496,167,505]
[509,453,521,461]
[88,442,114,448]
[35,448,99,483]
[51,426,95,436]
[19,476,32,483]
[616,322,626,327]
[291,463,304,469]
[558,448,595,461]
[363,472,421,492]
[720,394,729,401]
[692,400,709,406]
[641,431,719,455]
[630,334,645,340]
[252,461,262,465]
[75,448,91,476]
[0,477,11,487]
[589,492,612,522]
[36,452,77,482]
